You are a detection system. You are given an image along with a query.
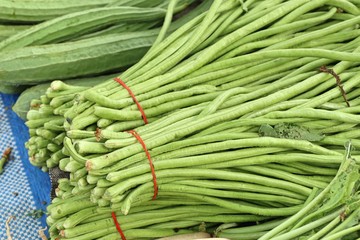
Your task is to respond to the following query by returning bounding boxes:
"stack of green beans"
[65,0,360,131]
[47,177,267,239]
[24,0,360,239]
[66,114,359,211]
[218,143,360,240]
[0,0,204,94]
[22,0,211,169]
[13,73,121,121]
[62,0,360,177]
[24,78,113,170]
[47,142,360,239]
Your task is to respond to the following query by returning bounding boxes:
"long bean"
[31,1,360,239]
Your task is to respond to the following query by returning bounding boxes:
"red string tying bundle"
[112,78,157,239]
[127,130,158,200]
[111,212,126,240]
[114,77,148,124]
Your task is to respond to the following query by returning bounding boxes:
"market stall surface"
[0,93,50,239]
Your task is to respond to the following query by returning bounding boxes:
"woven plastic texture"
[0,93,51,239]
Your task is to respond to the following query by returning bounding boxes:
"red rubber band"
[114,77,148,124]
[111,212,127,240]
[127,130,158,200]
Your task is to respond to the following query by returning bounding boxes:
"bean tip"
[2,147,12,158]
[95,128,102,142]
[86,160,92,171]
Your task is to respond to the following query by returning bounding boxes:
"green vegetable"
[0,148,12,174]
[0,1,202,91]
[22,0,360,239]
[0,30,158,85]
[259,141,359,240]
[13,73,120,121]
[0,0,119,23]
[0,24,30,41]
[0,84,27,94]
[0,6,167,51]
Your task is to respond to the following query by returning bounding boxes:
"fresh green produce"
[22,0,212,169]
[47,142,360,239]
[0,0,200,51]
[0,30,158,85]
[22,0,360,239]
[0,24,30,42]
[0,0,205,93]
[13,73,120,121]
[0,84,28,95]
[24,79,117,171]
[72,22,160,41]
[64,0,360,131]
[48,177,265,239]
[107,0,177,8]
[0,7,167,51]
[217,143,360,240]
[256,141,360,240]
[0,0,119,23]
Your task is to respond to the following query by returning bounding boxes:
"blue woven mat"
[0,93,51,240]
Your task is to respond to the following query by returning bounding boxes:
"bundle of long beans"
[48,177,267,239]
[63,0,360,188]
[23,0,210,170]
[24,0,360,239]
[218,142,360,239]
[24,78,113,171]
[0,0,204,94]
[47,141,360,239]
